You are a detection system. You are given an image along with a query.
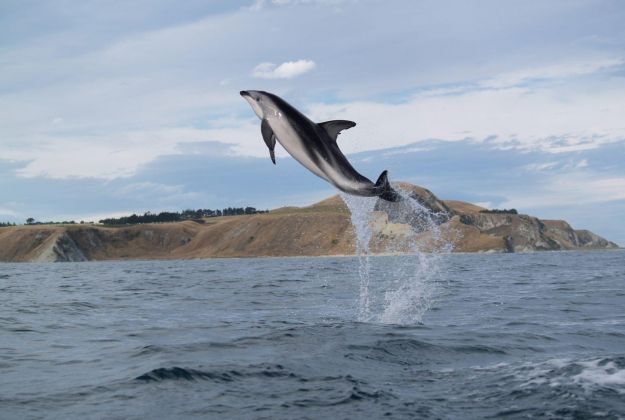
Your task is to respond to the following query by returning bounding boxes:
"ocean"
[1,251,624,419]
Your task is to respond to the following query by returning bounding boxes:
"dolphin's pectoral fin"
[261,119,277,164]
[269,142,276,165]
[318,120,356,142]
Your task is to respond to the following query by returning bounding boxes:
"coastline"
[0,246,622,264]
[1,184,618,263]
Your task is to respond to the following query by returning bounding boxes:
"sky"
[1,0,625,244]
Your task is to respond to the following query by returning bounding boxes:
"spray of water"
[341,185,454,325]
[340,194,377,321]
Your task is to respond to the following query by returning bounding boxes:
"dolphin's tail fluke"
[374,170,402,202]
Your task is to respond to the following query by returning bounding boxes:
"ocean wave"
[289,386,395,407]
[131,340,243,358]
[572,358,625,389]
[135,364,295,383]
[136,366,241,382]
[502,356,625,395]
[344,337,510,366]
[133,364,395,406]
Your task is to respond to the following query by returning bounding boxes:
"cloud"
[305,58,625,156]
[6,56,625,180]
[6,128,262,180]
[480,57,624,89]
[252,59,316,79]
[4,0,625,182]
[523,162,559,172]
[0,208,19,217]
[113,181,204,205]
[576,159,589,169]
[271,0,354,4]
[246,0,266,11]
[248,0,353,9]
[4,54,624,180]
[500,174,625,210]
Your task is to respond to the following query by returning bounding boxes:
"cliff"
[0,183,618,262]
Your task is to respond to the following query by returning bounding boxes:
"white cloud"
[480,57,624,89]
[6,56,625,179]
[249,0,353,9]
[576,159,589,168]
[113,181,203,204]
[523,158,591,173]
[3,0,625,182]
[501,174,625,210]
[4,55,625,180]
[252,59,316,79]
[305,59,625,156]
[271,0,353,4]
[381,146,434,157]
[246,0,266,11]
[523,162,559,172]
[114,182,188,197]
[0,208,19,217]
[4,124,264,179]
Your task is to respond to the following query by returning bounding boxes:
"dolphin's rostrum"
[240,90,401,202]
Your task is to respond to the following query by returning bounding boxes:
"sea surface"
[1,251,625,419]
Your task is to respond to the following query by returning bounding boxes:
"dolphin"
[240,90,401,202]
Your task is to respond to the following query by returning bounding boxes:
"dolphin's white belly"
[270,118,373,195]
[320,164,367,193]
[270,121,331,182]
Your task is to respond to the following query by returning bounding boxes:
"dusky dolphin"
[240,90,401,202]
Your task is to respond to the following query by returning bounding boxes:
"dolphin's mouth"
[240,90,264,119]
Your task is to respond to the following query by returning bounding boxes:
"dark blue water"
[1,251,624,419]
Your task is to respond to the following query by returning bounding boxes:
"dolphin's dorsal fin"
[261,119,277,164]
[319,120,356,142]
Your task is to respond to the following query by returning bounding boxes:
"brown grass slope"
[0,183,618,262]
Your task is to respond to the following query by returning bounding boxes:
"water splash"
[341,194,377,321]
[341,185,454,325]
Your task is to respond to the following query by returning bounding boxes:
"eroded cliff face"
[572,229,619,249]
[0,227,60,262]
[0,183,618,262]
[388,183,619,253]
